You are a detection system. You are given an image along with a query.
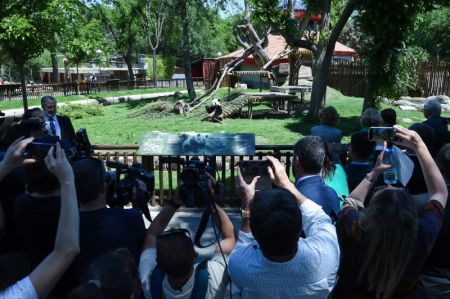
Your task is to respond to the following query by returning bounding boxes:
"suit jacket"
[295,175,340,222]
[423,116,450,155]
[57,115,76,144]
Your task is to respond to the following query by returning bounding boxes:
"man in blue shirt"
[293,136,340,222]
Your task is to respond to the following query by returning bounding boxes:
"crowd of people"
[0,95,449,299]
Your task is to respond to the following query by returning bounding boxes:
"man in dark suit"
[293,136,340,222]
[41,95,76,144]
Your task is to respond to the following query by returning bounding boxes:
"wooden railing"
[0,78,204,102]
[92,144,294,206]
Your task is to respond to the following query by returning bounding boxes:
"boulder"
[427,95,450,104]
[442,104,450,111]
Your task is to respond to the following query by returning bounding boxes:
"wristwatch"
[364,174,377,183]
[240,208,251,219]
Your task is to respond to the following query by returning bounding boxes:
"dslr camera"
[105,161,155,221]
[179,157,216,207]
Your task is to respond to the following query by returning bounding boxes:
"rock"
[427,95,450,104]
[399,105,417,111]
[402,118,414,123]
[399,96,412,101]
[394,100,414,106]
[410,97,427,103]
[442,104,450,111]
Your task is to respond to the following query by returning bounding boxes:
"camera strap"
[194,196,222,248]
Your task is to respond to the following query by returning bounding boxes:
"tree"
[62,18,109,93]
[357,0,443,110]
[0,0,77,111]
[410,6,450,61]
[249,0,358,118]
[138,0,169,88]
[96,0,140,85]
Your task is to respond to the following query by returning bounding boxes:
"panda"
[181,134,209,154]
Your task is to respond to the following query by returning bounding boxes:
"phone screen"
[238,160,272,191]
[368,127,396,141]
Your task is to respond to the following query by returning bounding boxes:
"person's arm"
[347,148,391,204]
[141,191,180,251]
[29,143,80,299]
[266,155,307,206]
[215,203,236,255]
[393,125,448,208]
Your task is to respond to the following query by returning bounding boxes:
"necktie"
[49,117,56,136]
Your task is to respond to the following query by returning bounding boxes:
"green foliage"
[146,56,176,80]
[58,104,104,119]
[410,6,450,60]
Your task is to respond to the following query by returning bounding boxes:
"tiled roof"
[220,34,355,59]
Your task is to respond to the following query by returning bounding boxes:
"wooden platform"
[270,85,312,102]
[245,92,299,118]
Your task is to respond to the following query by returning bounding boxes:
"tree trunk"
[362,66,378,112]
[76,63,80,95]
[51,53,59,83]
[180,0,196,101]
[152,48,157,88]
[18,61,28,112]
[125,55,134,88]
[307,0,358,118]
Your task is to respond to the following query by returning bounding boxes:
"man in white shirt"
[228,156,340,299]
[139,179,236,299]
[41,96,76,144]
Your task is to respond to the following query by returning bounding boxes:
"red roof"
[220,34,356,59]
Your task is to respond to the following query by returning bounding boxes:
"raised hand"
[266,155,291,190]
[393,125,425,151]
[237,165,259,209]
[44,142,73,183]
[1,136,35,171]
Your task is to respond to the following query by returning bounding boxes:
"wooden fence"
[328,61,450,97]
[92,144,294,207]
[0,78,204,102]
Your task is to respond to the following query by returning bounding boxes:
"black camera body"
[179,157,215,207]
[105,161,155,221]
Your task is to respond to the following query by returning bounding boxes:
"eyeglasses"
[156,228,192,244]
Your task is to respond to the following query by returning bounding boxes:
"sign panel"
[138,132,255,156]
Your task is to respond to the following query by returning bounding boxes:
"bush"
[58,104,104,119]
[147,56,176,80]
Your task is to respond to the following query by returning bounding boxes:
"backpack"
[150,260,209,299]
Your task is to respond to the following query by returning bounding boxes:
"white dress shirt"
[44,114,61,139]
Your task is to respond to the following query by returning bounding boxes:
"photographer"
[228,156,339,298]
[139,175,236,299]
[70,158,145,277]
[0,139,79,298]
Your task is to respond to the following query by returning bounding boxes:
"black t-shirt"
[13,194,60,267]
[74,207,146,275]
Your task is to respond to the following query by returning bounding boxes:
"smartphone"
[238,160,272,191]
[22,135,60,160]
[368,127,397,142]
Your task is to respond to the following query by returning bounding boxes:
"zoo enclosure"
[92,144,294,207]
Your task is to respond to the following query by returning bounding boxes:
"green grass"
[0,87,186,110]
[72,87,450,146]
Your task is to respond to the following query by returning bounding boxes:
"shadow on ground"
[284,115,360,137]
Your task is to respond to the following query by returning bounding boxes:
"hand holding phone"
[368,127,397,142]
[238,160,272,191]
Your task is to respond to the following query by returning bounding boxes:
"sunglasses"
[156,228,192,243]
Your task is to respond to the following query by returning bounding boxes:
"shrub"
[58,104,104,119]
[147,56,176,80]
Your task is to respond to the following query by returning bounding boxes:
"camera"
[105,161,155,221]
[368,127,397,142]
[179,157,216,207]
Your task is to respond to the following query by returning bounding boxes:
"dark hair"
[320,106,339,126]
[408,123,435,153]
[24,161,59,193]
[360,108,382,128]
[321,139,336,181]
[359,188,418,299]
[67,248,141,299]
[41,95,56,108]
[156,233,196,278]
[293,136,325,174]
[23,108,43,120]
[380,108,396,126]
[350,132,375,160]
[250,189,301,257]
[73,159,106,204]
[436,143,450,182]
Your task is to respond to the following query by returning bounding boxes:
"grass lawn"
[0,87,186,110]
[71,87,450,146]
